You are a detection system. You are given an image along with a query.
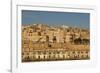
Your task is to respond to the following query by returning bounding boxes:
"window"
[73,51,75,54]
[81,51,83,54]
[53,36,57,43]
[49,52,51,54]
[38,55,40,59]
[85,51,88,53]
[57,51,59,54]
[38,32,41,36]
[44,55,46,59]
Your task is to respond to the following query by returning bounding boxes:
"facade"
[22,44,90,62]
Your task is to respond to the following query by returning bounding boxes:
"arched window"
[38,55,40,59]
[44,55,46,59]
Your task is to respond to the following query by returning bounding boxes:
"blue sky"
[22,10,90,28]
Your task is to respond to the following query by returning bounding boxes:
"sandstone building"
[22,24,90,62]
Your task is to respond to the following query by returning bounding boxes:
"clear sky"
[22,10,90,28]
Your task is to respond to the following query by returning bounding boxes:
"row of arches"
[22,50,90,62]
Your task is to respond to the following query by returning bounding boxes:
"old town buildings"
[22,24,90,62]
